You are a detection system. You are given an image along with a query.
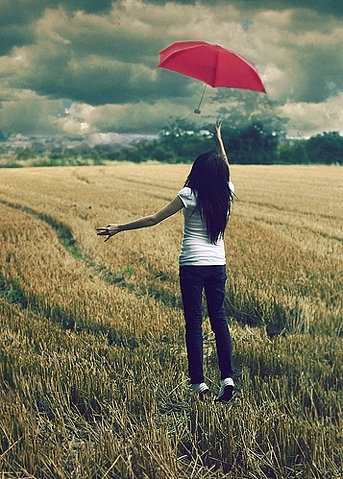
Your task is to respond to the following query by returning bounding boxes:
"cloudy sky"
[0,0,342,138]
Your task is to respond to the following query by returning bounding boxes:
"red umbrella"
[158,40,266,93]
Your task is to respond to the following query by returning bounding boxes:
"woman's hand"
[212,120,229,165]
[96,224,120,242]
[213,120,223,141]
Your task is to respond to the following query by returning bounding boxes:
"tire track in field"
[252,216,343,244]
[0,199,182,342]
[0,199,77,251]
[250,215,343,245]
[113,175,180,192]
[1,199,300,339]
[104,175,179,204]
[243,198,342,222]
[241,199,343,244]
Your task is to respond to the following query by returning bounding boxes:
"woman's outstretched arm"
[213,121,231,176]
[96,195,184,242]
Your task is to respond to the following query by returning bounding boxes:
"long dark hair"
[184,150,233,244]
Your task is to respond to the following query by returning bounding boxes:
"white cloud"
[277,92,343,137]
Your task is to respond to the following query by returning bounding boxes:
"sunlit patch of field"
[0,164,342,478]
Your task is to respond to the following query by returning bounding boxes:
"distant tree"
[93,143,121,160]
[220,121,279,164]
[158,120,211,162]
[305,132,343,164]
[278,139,309,164]
[15,147,39,161]
[50,148,65,160]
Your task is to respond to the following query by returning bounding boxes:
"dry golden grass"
[0,164,342,478]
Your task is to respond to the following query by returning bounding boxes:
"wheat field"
[0,163,342,478]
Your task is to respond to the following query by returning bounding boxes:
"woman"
[96,121,235,403]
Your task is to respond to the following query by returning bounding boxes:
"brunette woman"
[97,121,235,402]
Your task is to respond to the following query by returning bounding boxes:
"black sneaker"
[215,384,234,404]
[215,378,234,404]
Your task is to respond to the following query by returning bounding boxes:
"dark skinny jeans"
[179,265,233,384]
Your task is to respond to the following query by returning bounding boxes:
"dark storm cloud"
[0,0,342,136]
[145,0,343,16]
[236,0,343,17]
[15,38,165,105]
[1,0,341,54]
[2,3,193,107]
[0,0,114,55]
[288,45,343,103]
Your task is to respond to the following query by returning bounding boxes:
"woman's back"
[178,186,226,265]
[184,150,233,244]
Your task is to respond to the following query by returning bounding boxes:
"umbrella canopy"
[158,40,266,93]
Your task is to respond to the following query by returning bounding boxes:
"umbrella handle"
[194,84,207,114]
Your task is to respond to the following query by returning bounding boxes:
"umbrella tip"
[194,108,201,114]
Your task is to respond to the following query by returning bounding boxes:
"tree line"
[112,121,343,165]
[1,120,342,166]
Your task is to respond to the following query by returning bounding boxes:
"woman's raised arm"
[213,121,231,180]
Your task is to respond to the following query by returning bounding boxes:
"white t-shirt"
[177,184,233,266]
